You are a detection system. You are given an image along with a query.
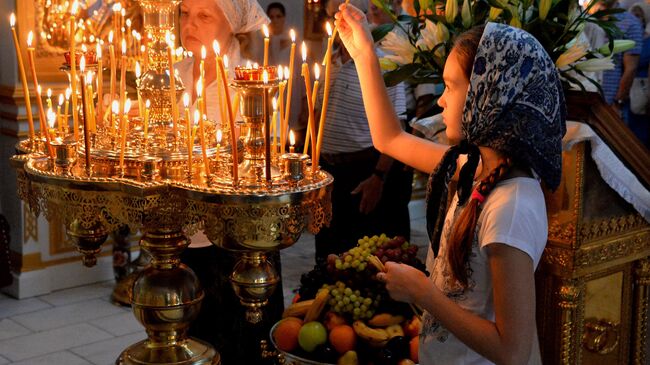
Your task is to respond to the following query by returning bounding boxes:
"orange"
[328,324,357,354]
[273,318,303,352]
[409,336,419,363]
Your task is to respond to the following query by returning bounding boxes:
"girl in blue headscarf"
[335,4,566,365]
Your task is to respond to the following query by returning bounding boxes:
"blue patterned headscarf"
[426,23,566,257]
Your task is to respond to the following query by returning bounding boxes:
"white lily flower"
[416,20,448,59]
[380,29,418,66]
[555,41,589,68]
[575,57,615,72]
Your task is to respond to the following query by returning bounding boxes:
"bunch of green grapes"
[325,281,381,321]
[330,234,393,272]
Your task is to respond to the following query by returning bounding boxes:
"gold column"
[558,279,581,365]
[632,258,650,365]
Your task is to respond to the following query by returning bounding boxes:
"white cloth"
[420,177,547,365]
[216,0,269,34]
[563,121,650,221]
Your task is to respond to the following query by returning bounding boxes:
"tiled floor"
[0,200,428,365]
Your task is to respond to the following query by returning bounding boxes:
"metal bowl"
[269,322,336,365]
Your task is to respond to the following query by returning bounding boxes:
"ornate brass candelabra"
[11,1,332,364]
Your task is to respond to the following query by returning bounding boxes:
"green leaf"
[383,63,422,86]
[371,23,395,42]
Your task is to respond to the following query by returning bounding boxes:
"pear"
[337,350,359,365]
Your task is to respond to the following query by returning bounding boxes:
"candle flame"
[278,66,284,80]
[112,100,119,114]
[193,109,200,124]
[79,55,85,72]
[301,41,307,62]
[246,60,252,69]
[262,69,269,84]
[27,31,33,47]
[289,130,295,146]
[212,40,220,56]
[121,8,125,17]
[165,31,172,47]
[223,55,229,69]
[109,30,114,43]
[96,43,102,58]
[201,45,206,60]
[253,62,259,69]
[47,88,52,98]
[284,66,290,80]
[85,71,92,84]
[290,29,296,43]
[121,39,126,55]
[272,97,277,110]
[70,1,78,15]
[124,98,132,113]
[142,45,147,54]
[58,94,64,106]
[10,13,16,28]
[216,129,222,144]
[37,85,42,95]
[196,81,203,97]
[262,24,269,38]
[65,87,71,99]
[126,19,131,27]
[314,63,321,80]
[175,47,183,58]
[183,92,190,108]
[145,99,151,108]
[112,3,121,11]
[47,108,56,129]
[326,22,333,37]
[135,61,141,78]
[81,44,87,53]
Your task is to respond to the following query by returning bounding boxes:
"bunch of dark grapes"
[297,261,330,300]
[373,236,420,266]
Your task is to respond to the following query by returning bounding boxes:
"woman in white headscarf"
[176,0,268,123]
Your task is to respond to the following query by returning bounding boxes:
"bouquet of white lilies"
[371,0,635,94]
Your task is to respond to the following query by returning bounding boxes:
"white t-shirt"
[420,177,547,365]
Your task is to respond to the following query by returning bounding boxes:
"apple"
[298,321,328,352]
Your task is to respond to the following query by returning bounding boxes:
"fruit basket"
[266,234,424,365]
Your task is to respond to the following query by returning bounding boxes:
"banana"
[386,324,405,338]
[304,288,330,322]
[368,313,405,327]
[352,320,389,345]
[282,299,314,318]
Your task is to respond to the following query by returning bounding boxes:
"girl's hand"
[377,261,429,304]
[334,3,375,61]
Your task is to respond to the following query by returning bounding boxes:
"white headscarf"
[217,0,269,34]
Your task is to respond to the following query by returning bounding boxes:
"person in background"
[315,0,412,262]
[629,2,650,146]
[336,3,566,363]
[266,2,291,65]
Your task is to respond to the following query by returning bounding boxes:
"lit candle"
[198,113,211,180]
[166,32,178,135]
[46,88,52,111]
[215,129,222,168]
[96,42,103,128]
[111,100,119,137]
[26,33,48,143]
[322,0,349,65]
[118,98,131,173]
[199,45,207,118]
[135,61,143,117]
[47,108,56,140]
[283,30,296,154]
[300,42,315,159]
[263,70,271,182]
[289,130,296,153]
[314,22,334,171]
[108,31,116,133]
[192,109,200,147]
[57,94,64,133]
[213,41,227,127]
[184,93,192,178]
[9,13,35,141]
[196,81,204,122]
[64,87,71,132]
[81,71,93,176]
[119,39,127,129]
[262,24,270,67]
[277,65,286,153]
[69,2,79,142]
[143,99,151,143]
[215,49,238,184]
[271,96,278,154]
[304,63,320,154]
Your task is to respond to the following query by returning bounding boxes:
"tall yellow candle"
[119,39,127,127]
[198,113,211,180]
[46,88,53,111]
[262,24,270,67]
[9,13,35,141]
[26,34,47,140]
[215,129,222,167]
[277,66,285,152]
[314,22,334,171]
[184,93,193,178]
[271,97,278,153]
[111,100,119,139]
[304,63,320,154]
[64,87,71,132]
[119,98,132,173]
[300,42,315,159]
[56,94,63,133]
[69,2,79,141]
[108,31,116,134]
[215,52,238,184]
[283,30,296,154]
[166,32,178,135]
[135,61,143,117]
[213,41,227,127]
[81,71,93,176]
[199,45,207,119]
[96,42,103,128]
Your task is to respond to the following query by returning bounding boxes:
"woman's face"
[180,0,232,56]
[267,8,285,35]
[437,50,470,144]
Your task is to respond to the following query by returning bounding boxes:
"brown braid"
[447,158,514,287]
